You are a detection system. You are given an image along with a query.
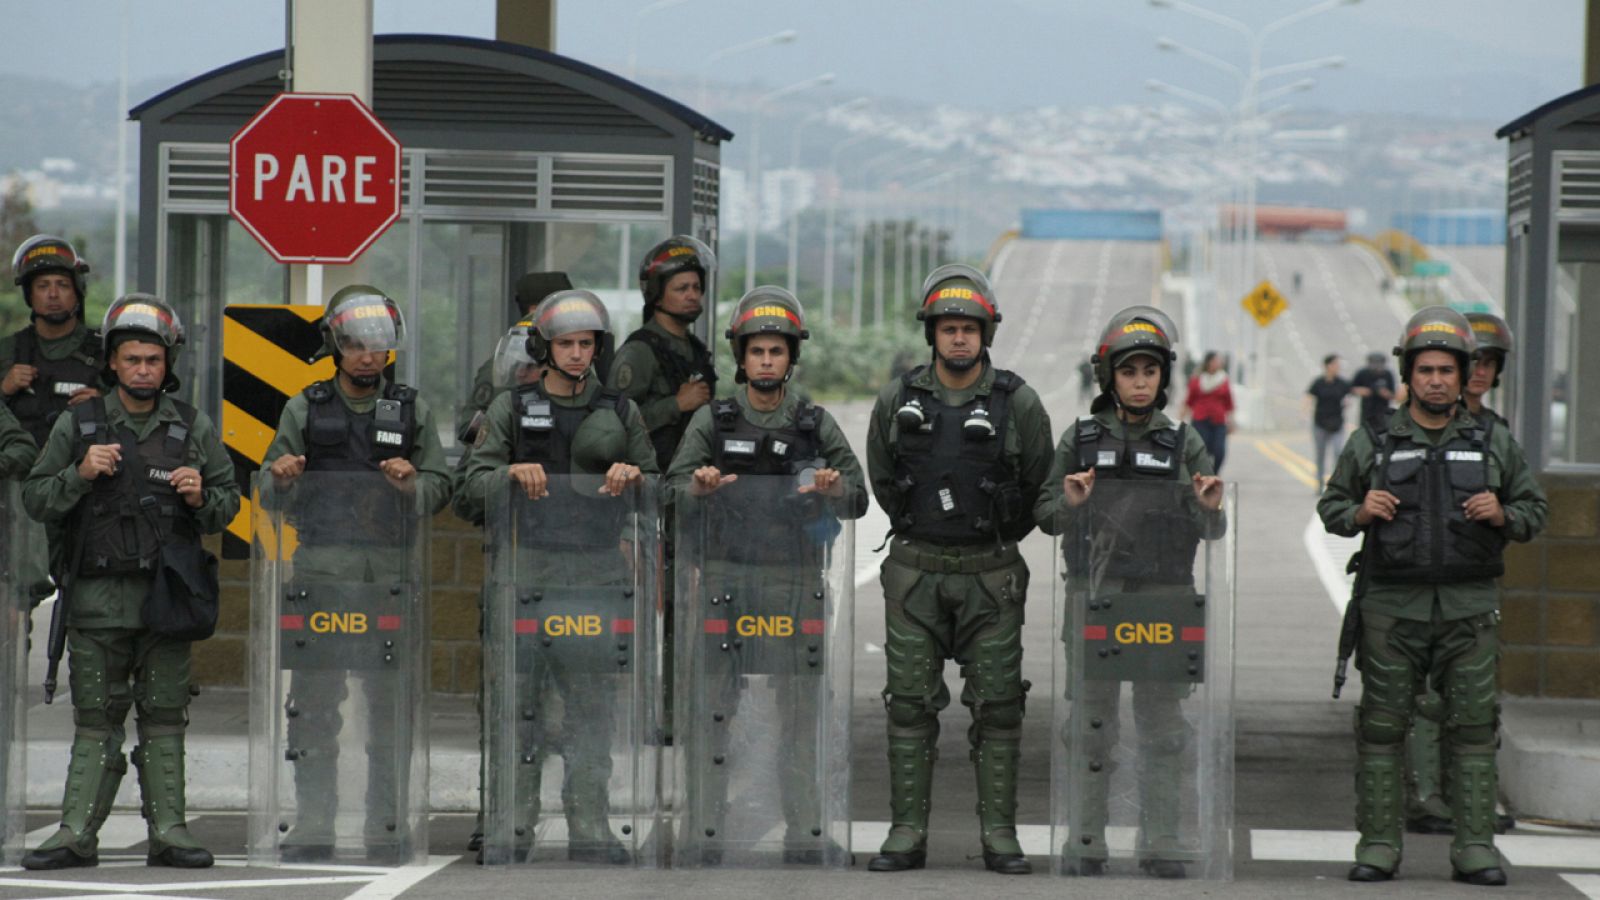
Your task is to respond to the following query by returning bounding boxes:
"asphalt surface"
[4,237,1596,899]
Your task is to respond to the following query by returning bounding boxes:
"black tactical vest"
[622,327,717,470]
[1066,417,1201,584]
[72,397,198,577]
[6,326,103,447]
[1368,421,1505,583]
[510,382,633,551]
[705,397,827,564]
[890,366,1029,546]
[298,380,418,547]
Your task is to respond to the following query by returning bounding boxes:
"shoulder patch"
[613,363,634,391]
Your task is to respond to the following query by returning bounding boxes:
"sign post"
[229,92,401,265]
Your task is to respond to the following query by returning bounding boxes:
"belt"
[887,539,1021,574]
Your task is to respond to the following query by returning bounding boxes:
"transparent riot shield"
[248,472,431,866]
[479,474,661,866]
[0,482,28,865]
[1050,480,1236,880]
[673,475,855,868]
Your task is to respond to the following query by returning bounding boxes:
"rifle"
[1332,528,1372,699]
[43,506,89,703]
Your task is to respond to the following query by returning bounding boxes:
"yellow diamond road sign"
[1242,280,1288,327]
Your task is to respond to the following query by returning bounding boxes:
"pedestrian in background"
[1306,353,1352,486]
[1182,351,1234,472]
[1350,351,1397,433]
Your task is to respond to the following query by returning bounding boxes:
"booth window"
[1552,225,1600,467]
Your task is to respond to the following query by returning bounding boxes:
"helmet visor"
[328,295,404,353]
[491,327,540,388]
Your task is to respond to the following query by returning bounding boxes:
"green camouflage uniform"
[668,387,866,851]
[866,362,1053,861]
[22,390,239,861]
[263,377,451,854]
[458,376,656,856]
[1034,407,1220,867]
[1318,403,1546,877]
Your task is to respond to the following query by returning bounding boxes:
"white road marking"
[1302,512,1357,614]
[1564,873,1600,899]
[1250,828,1357,862]
[342,855,454,900]
[1498,834,1600,869]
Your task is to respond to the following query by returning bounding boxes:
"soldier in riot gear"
[1405,311,1519,837]
[262,285,452,864]
[865,264,1054,875]
[667,287,867,866]
[611,236,718,471]
[1034,306,1225,879]
[3,236,104,609]
[459,289,656,865]
[21,294,239,870]
[1319,306,1546,886]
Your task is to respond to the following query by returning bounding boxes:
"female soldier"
[1035,306,1225,879]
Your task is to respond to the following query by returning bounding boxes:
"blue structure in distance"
[1392,209,1505,246]
[1020,209,1163,241]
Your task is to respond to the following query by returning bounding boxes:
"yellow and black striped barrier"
[221,305,332,558]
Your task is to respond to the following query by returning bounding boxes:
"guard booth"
[130,34,729,445]
[129,35,729,694]
[1493,88,1600,706]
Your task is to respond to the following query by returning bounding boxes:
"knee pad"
[974,697,1025,734]
[885,690,937,733]
[1356,704,1410,747]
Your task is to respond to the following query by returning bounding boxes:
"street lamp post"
[1150,0,1357,393]
[824,131,876,325]
[744,73,835,294]
[789,98,869,298]
[698,29,799,110]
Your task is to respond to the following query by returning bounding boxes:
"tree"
[0,175,41,334]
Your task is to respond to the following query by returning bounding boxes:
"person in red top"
[1183,351,1234,472]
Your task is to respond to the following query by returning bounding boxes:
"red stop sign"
[229,92,401,264]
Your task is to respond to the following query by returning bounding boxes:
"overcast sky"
[3,0,1584,123]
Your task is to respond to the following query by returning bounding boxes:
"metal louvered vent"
[548,155,669,215]
[1557,152,1600,221]
[164,145,229,208]
[1507,153,1532,216]
[374,60,666,136]
[420,151,540,212]
[693,159,719,221]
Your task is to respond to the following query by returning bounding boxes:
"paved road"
[6,238,1596,899]
[1429,245,1506,311]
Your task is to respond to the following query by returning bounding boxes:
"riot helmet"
[513,271,573,315]
[101,293,184,395]
[490,318,541,388]
[726,286,808,386]
[1466,312,1512,387]
[319,285,405,361]
[1393,306,1474,383]
[529,290,611,381]
[638,235,714,322]
[1090,305,1180,413]
[12,234,89,322]
[916,263,1000,346]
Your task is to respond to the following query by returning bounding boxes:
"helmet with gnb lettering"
[916,263,1000,346]
[726,286,808,383]
[319,285,405,361]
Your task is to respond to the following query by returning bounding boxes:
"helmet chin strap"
[551,364,588,385]
[749,377,784,393]
[663,308,702,325]
[119,381,160,401]
[35,310,75,326]
[347,372,380,389]
[1416,396,1456,417]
